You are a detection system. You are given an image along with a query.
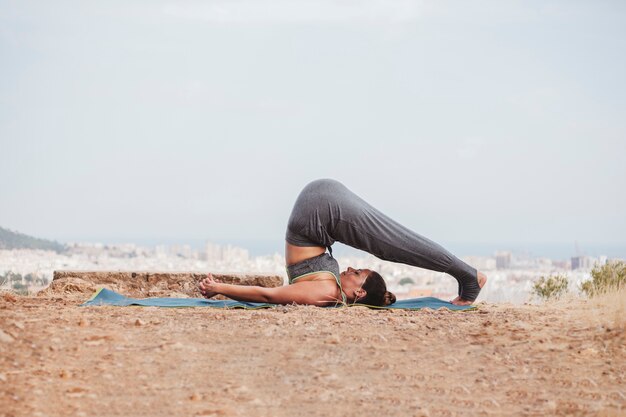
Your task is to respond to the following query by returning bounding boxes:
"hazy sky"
[1,1,625,251]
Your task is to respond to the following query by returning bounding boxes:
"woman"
[199,179,487,307]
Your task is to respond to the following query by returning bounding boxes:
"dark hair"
[356,271,396,307]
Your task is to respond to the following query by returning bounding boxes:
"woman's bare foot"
[451,271,488,305]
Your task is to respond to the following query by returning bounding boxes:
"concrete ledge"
[38,270,284,298]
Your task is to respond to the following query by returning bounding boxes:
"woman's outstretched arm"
[198,274,338,307]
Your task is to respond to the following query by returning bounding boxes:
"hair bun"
[383,291,396,306]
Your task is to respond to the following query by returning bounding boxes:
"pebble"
[196,410,225,417]
[135,319,145,326]
[579,347,598,356]
[66,387,86,398]
[0,329,14,343]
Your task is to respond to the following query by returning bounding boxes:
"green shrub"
[532,274,569,301]
[398,277,415,286]
[11,282,29,296]
[580,260,626,297]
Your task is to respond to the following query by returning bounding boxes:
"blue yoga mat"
[82,288,476,311]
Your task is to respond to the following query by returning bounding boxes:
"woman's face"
[340,267,370,302]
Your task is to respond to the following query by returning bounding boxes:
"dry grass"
[583,288,626,330]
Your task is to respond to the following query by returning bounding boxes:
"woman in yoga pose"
[199,179,487,307]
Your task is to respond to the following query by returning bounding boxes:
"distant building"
[495,251,512,270]
[552,260,571,270]
[571,256,592,270]
[205,242,223,261]
[204,242,249,263]
[223,244,249,263]
[462,256,497,271]
[155,245,169,258]
[536,258,553,268]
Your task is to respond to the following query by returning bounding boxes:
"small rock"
[78,319,88,327]
[324,373,339,382]
[190,393,202,401]
[415,408,430,417]
[66,387,86,398]
[12,321,25,330]
[135,319,145,326]
[0,373,7,382]
[196,410,228,417]
[59,370,71,379]
[579,347,598,356]
[0,329,14,343]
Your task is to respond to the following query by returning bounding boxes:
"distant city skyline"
[42,235,626,260]
[3,237,616,304]
[2,1,625,249]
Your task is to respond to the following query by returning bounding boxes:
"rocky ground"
[0,285,625,417]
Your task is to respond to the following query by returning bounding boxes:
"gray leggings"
[286,179,481,301]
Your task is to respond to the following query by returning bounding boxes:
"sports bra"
[285,252,347,305]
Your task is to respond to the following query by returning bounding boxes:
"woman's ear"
[355,288,367,300]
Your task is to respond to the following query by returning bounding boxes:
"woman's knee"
[303,178,344,193]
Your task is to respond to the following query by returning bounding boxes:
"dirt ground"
[1,289,625,417]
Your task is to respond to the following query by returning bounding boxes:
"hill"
[0,226,66,252]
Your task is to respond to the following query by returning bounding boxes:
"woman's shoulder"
[287,276,342,306]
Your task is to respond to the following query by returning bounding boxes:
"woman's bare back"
[285,242,326,266]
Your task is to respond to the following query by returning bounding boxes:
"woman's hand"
[199,273,220,298]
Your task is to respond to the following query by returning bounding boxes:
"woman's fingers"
[198,276,211,295]
[200,275,214,285]
[198,273,218,298]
